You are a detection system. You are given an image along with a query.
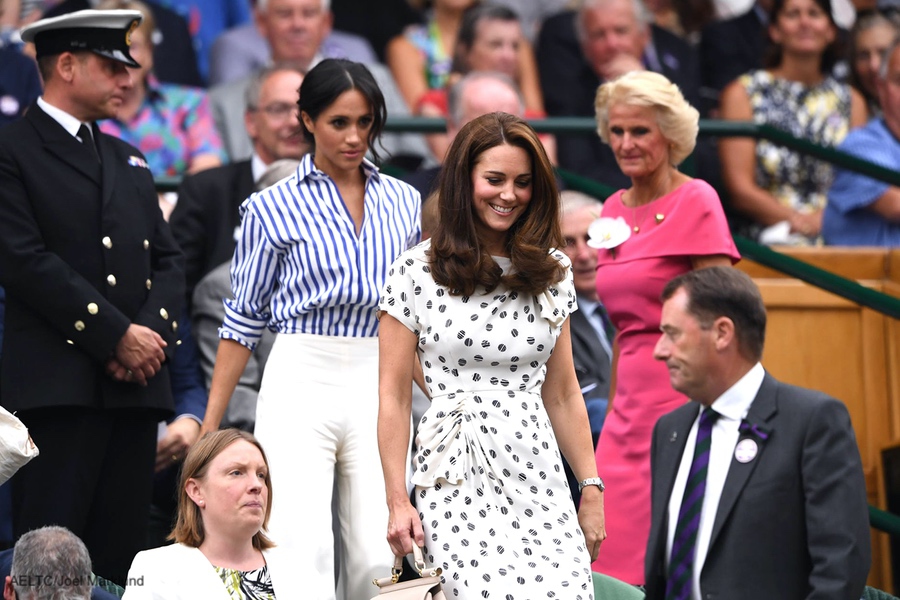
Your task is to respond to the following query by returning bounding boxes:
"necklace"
[630,202,650,233]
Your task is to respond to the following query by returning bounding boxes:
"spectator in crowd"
[646,0,715,43]
[559,189,614,508]
[0,10,184,585]
[386,0,477,112]
[123,429,312,599]
[42,0,202,86]
[210,0,430,169]
[378,111,604,599]
[188,159,297,433]
[417,4,547,160]
[824,39,900,245]
[208,0,377,86]
[331,0,421,61]
[200,59,420,600]
[537,0,700,191]
[97,0,224,219]
[719,0,867,245]
[849,8,900,116]
[487,0,568,42]
[590,71,739,584]
[171,63,307,303]
[645,267,870,600]
[2,526,107,600]
[150,0,251,84]
[401,70,526,198]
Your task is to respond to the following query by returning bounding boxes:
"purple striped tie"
[666,407,720,600]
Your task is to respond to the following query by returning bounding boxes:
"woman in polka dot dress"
[378,112,605,599]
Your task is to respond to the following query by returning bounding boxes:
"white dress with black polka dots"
[380,240,594,600]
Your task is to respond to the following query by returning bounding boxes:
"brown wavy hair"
[169,429,274,550]
[428,112,565,296]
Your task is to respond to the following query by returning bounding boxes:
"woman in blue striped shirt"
[200,59,421,600]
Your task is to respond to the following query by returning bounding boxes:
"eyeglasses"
[250,102,296,121]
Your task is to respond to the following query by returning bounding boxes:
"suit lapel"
[707,373,778,551]
[29,105,102,185]
[570,309,609,367]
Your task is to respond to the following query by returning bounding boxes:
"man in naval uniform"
[0,9,184,584]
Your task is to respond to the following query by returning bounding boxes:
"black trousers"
[11,406,158,586]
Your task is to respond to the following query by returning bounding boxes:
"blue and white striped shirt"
[220,154,421,350]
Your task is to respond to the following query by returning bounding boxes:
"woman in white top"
[123,429,313,599]
[199,59,421,599]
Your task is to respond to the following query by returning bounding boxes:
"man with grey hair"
[537,0,700,190]
[207,0,377,86]
[824,38,900,246]
[208,0,430,167]
[3,526,95,600]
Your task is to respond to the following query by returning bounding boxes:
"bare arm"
[199,338,252,436]
[187,154,223,175]
[849,87,869,129]
[378,314,424,556]
[719,81,797,228]
[869,187,900,221]
[543,320,606,559]
[517,38,545,114]
[386,35,429,111]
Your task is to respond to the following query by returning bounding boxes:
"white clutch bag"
[0,406,39,485]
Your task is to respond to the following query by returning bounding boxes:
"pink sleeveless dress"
[591,179,740,583]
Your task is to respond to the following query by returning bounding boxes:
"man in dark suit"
[645,267,870,600]
[169,63,307,303]
[537,0,700,190]
[0,10,184,584]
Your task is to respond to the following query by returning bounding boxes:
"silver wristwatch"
[578,477,605,492]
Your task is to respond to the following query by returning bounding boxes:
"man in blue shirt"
[824,40,900,246]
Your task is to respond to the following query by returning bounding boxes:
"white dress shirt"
[666,362,765,599]
[37,96,87,139]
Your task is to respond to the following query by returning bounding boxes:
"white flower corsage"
[587,217,631,253]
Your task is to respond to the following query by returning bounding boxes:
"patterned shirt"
[220,154,421,350]
[99,75,225,177]
[215,564,275,600]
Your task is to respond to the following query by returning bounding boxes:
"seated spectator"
[207,0,378,87]
[400,70,526,198]
[418,4,549,160]
[123,429,310,599]
[188,160,295,433]
[210,0,430,167]
[718,0,867,245]
[824,39,900,246]
[2,526,117,600]
[646,0,715,43]
[172,64,307,302]
[385,0,477,111]
[96,0,222,171]
[42,0,202,86]
[97,0,224,218]
[486,0,568,42]
[537,0,700,191]
[849,8,900,116]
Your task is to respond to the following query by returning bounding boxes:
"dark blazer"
[569,305,612,404]
[645,373,871,600]
[169,160,254,303]
[43,0,202,87]
[0,104,183,415]
[699,6,766,103]
[537,10,700,190]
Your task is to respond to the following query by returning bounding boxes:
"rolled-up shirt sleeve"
[220,206,281,351]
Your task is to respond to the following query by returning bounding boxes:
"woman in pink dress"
[589,71,740,584]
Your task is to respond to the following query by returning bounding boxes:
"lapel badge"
[734,438,758,463]
[669,431,678,443]
[128,155,149,169]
